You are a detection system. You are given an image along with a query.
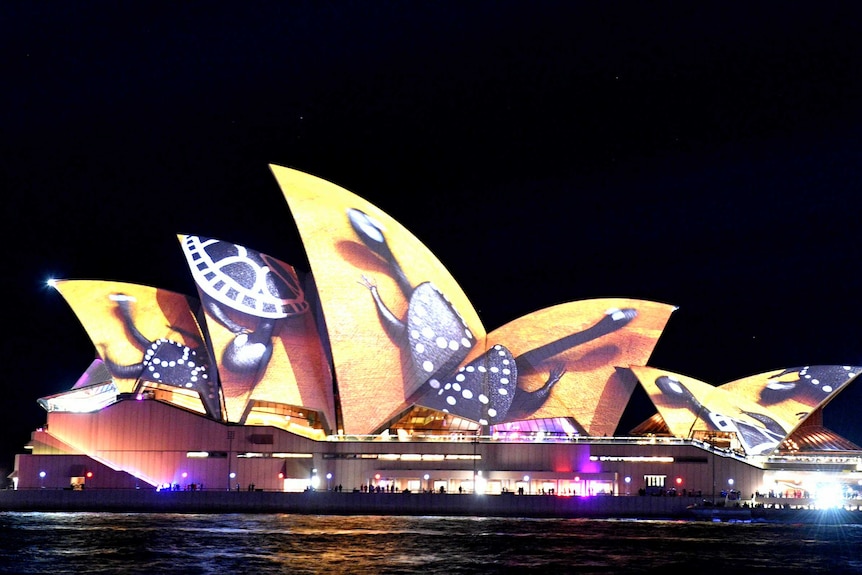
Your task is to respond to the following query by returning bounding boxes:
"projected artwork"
[720,366,862,431]
[632,366,793,455]
[272,165,675,435]
[44,166,861,454]
[179,235,336,429]
[52,280,222,419]
[272,166,486,434]
[485,299,675,436]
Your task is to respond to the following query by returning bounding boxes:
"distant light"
[815,484,844,509]
[229,472,236,479]
[46,278,57,288]
[728,478,734,486]
[624,476,631,484]
[39,471,46,478]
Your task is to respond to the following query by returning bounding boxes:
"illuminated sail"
[177,234,336,432]
[271,166,486,434]
[51,279,221,419]
[720,365,862,438]
[631,366,789,455]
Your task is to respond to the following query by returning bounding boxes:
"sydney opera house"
[10,166,862,504]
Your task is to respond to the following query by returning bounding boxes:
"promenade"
[3,489,862,523]
[0,489,694,518]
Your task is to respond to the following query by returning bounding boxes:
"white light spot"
[479,394,489,404]
[422,360,435,373]
[422,327,435,339]
[446,396,457,406]
[498,388,508,395]
[500,378,509,385]
[415,342,426,354]
[462,389,473,399]
[428,379,441,389]
[448,340,460,351]
[488,408,497,417]
[436,337,448,348]
[456,373,466,382]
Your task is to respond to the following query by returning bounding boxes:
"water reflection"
[1,513,862,574]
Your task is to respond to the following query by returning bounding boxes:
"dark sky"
[3,2,862,471]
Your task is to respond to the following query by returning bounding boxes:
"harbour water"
[2,512,862,574]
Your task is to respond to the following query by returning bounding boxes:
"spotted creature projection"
[347,208,638,426]
[759,365,860,408]
[655,375,785,455]
[181,235,309,377]
[102,293,222,419]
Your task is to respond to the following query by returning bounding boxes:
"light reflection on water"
[2,512,862,574]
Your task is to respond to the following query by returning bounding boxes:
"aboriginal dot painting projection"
[271,166,675,436]
[178,235,336,432]
[719,366,860,430]
[630,365,862,455]
[271,166,488,434]
[52,280,222,419]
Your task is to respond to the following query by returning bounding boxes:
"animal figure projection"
[102,293,221,419]
[654,374,785,455]
[180,235,309,377]
[347,207,638,426]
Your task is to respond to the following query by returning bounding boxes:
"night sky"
[3,2,862,472]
